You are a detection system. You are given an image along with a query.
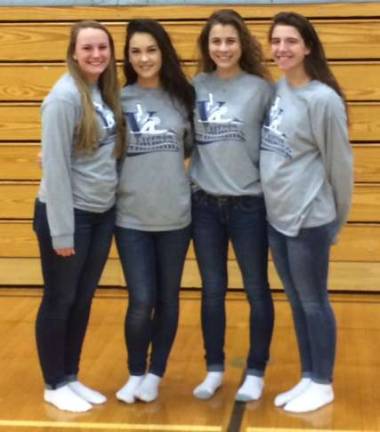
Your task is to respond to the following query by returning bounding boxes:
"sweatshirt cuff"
[52,234,74,250]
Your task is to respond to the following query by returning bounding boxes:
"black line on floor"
[226,400,246,432]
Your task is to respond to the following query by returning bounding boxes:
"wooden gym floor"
[0,288,379,432]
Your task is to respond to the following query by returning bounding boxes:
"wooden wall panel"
[1,21,380,62]
[1,4,380,21]
[2,62,380,102]
[1,222,379,263]
[1,103,379,142]
[0,143,378,182]
[0,183,378,222]
[1,257,379,292]
[0,3,379,292]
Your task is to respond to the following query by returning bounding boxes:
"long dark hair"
[198,9,271,80]
[123,19,195,126]
[269,12,347,112]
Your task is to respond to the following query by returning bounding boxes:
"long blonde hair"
[66,20,125,157]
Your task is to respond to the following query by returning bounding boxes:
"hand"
[55,247,75,257]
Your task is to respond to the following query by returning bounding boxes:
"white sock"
[235,375,264,402]
[274,378,312,407]
[44,384,92,413]
[135,373,161,403]
[68,380,106,405]
[284,382,334,413]
[116,376,144,404]
[193,372,223,400]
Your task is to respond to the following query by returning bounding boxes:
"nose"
[92,48,101,58]
[278,40,287,51]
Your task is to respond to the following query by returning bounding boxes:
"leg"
[284,223,336,413]
[33,201,92,412]
[115,227,156,403]
[268,225,312,407]
[64,207,115,406]
[135,227,191,403]
[191,192,228,399]
[229,196,274,401]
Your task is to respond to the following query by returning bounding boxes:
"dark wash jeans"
[33,199,115,388]
[268,222,337,384]
[115,225,191,377]
[191,190,274,375]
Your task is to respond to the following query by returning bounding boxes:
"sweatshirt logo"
[261,96,292,159]
[196,93,244,145]
[125,104,178,156]
[94,101,116,147]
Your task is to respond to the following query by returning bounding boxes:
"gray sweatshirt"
[260,78,353,237]
[38,73,118,249]
[190,72,273,196]
[116,84,192,231]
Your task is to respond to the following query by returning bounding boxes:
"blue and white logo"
[196,93,244,145]
[125,104,178,156]
[261,96,292,159]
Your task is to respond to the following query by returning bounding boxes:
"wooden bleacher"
[0,3,379,291]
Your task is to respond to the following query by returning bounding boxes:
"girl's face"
[128,32,162,88]
[270,24,310,76]
[73,28,111,83]
[208,23,242,78]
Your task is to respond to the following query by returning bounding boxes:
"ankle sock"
[44,384,92,413]
[193,372,223,400]
[68,380,106,405]
[284,382,334,413]
[274,378,312,407]
[116,375,144,404]
[135,373,161,403]
[235,375,264,402]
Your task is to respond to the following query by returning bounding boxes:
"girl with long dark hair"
[261,12,353,412]
[115,19,195,404]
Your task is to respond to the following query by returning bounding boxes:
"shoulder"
[192,72,210,87]
[307,81,344,109]
[43,73,81,110]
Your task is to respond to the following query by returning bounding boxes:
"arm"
[317,94,353,238]
[41,98,78,253]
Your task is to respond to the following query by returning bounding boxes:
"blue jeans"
[33,199,115,388]
[115,225,191,377]
[192,190,274,375]
[268,222,337,384]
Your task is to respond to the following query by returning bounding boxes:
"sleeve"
[315,93,353,237]
[41,98,77,249]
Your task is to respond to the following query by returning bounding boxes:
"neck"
[137,76,160,89]
[215,66,242,80]
[284,67,311,88]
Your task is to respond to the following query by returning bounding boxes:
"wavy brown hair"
[268,12,348,115]
[198,9,271,80]
[67,20,125,157]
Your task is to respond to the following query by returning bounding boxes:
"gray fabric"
[116,84,192,231]
[190,71,273,196]
[260,78,353,237]
[38,73,118,249]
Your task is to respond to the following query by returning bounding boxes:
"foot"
[116,376,145,404]
[193,372,223,400]
[284,382,334,413]
[68,381,106,405]
[44,385,92,413]
[235,375,264,402]
[135,373,161,403]
[274,378,312,407]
